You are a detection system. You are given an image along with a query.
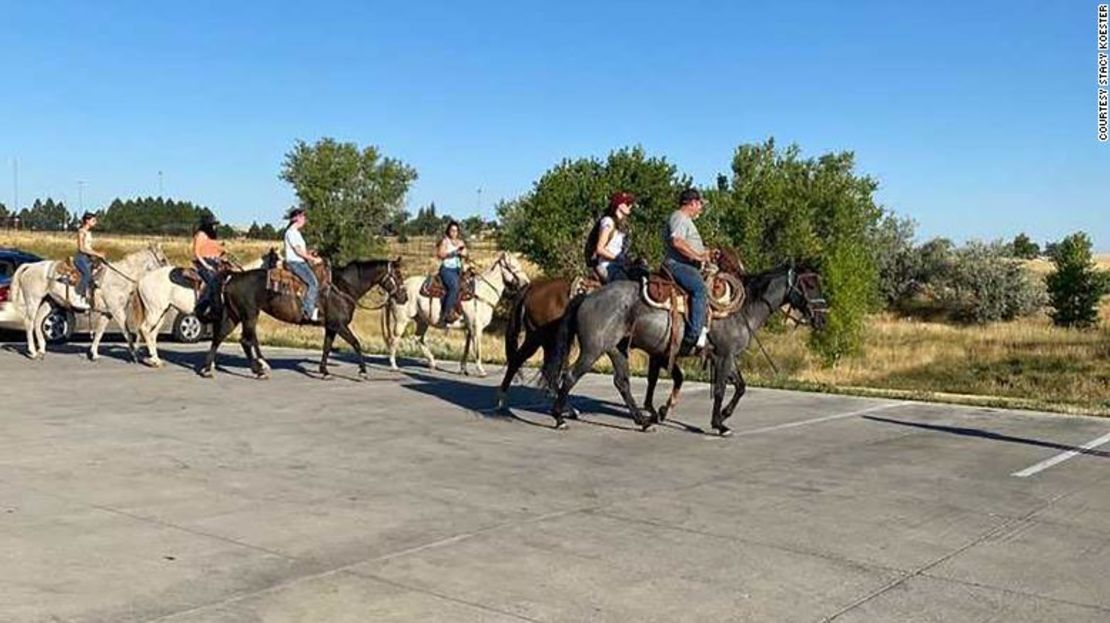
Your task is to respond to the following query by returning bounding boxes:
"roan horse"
[199,256,407,379]
[9,244,169,361]
[385,252,529,377]
[547,262,828,435]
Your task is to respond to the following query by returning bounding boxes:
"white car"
[0,247,208,344]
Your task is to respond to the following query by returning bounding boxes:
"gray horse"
[546,263,828,435]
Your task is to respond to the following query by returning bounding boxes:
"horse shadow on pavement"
[394,367,650,432]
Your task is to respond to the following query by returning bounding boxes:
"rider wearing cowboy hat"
[192,212,226,321]
[283,207,323,322]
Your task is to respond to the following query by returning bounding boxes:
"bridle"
[380,260,404,301]
[782,267,828,327]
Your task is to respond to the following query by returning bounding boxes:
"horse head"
[497,252,530,290]
[784,260,828,330]
[384,257,408,304]
[146,242,170,269]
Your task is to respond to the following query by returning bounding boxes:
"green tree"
[409,203,449,236]
[0,202,9,219]
[280,138,417,263]
[1046,232,1110,328]
[461,215,487,236]
[19,198,72,231]
[706,138,883,362]
[98,197,213,235]
[247,221,263,239]
[499,146,691,276]
[259,223,280,240]
[1010,233,1040,259]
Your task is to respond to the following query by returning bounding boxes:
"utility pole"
[158,170,163,197]
[476,187,482,214]
[12,158,18,214]
[77,180,87,212]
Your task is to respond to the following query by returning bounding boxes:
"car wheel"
[42,306,73,344]
[172,313,205,343]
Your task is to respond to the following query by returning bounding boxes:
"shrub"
[1046,232,1110,328]
[936,241,1046,324]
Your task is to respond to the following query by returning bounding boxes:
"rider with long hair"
[192,213,225,320]
[74,211,104,310]
[585,191,635,283]
[436,220,468,324]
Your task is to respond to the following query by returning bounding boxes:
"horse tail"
[9,263,28,311]
[504,285,529,367]
[127,288,145,331]
[544,292,585,392]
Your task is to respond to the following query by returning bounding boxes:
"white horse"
[131,255,269,368]
[386,252,529,376]
[9,261,89,359]
[10,244,168,361]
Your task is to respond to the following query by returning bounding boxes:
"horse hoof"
[143,359,163,368]
[640,423,656,433]
[198,368,213,378]
[555,420,569,430]
[476,369,488,378]
[256,372,270,380]
[358,370,369,379]
[717,427,733,437]
[567,407,581,420]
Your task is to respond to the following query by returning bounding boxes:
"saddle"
[641,264,746,360]
[170,267,205,294]
[420,270,477,306]
[569,275,603,297]
[642,267,744,318]
[266,261,330,300]
[56,258,82,286]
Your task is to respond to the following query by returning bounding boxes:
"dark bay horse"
[547,263,828,435]
[199,258,406,379]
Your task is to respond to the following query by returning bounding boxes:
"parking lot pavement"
[1,342,1108,622]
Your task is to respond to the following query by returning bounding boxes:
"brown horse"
[496,277,577,410]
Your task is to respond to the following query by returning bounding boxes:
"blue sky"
[1,1,1106,247]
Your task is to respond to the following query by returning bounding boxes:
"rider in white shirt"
[283,207,323,322]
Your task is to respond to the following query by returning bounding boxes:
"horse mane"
[741,263,792,300]
[334,258,395,291]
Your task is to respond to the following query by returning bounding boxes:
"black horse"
[199,255,406,379]
[547,262,828,435]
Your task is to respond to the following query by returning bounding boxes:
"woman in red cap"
[585,191,635,283]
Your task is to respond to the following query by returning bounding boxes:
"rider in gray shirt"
[663,188,712,353]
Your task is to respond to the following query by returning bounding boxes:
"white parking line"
[733,400,913,437]
[1011,431,1110,478]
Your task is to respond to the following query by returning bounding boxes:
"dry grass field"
[4,230,1108,415]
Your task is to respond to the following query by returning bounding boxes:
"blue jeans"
[287,261,318,317]
[664,258,707,344]
[75,252,93,297]
[439,265,461,316]
[598,261,629,283]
